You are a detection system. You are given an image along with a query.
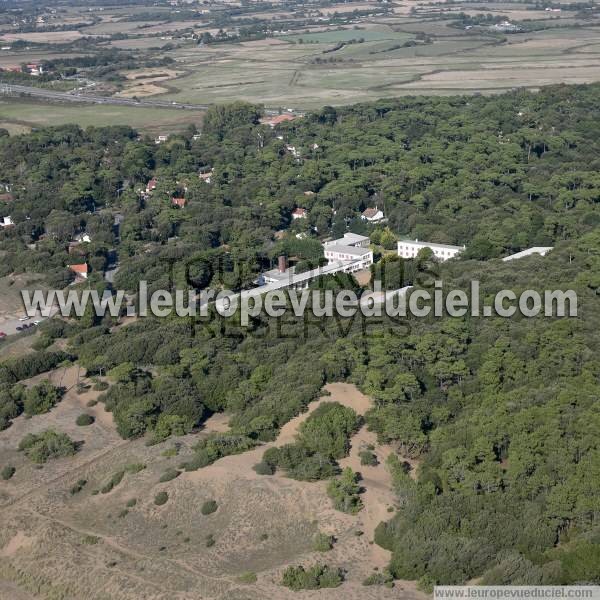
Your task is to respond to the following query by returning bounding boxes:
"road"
[0,83,284,115]
[0,82,211,111]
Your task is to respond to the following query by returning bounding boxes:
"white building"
[323,244,373,271]
[323,232,373,270]
[324,232,370,248]
[502,247,553,262]
[398,239,465,262]
[0,216,14,227]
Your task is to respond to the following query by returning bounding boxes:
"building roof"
[0,193,14,203]
[502,247,553,262]
[260,114,298,127]
[68,263,88,275]
[292,207,307,217]
[172,197,186,208]
[398,239,464,251]
[324,244,372,257]
[362,207,384,219]
[326,232,370,246]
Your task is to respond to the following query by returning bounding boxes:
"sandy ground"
[0,380,423,600]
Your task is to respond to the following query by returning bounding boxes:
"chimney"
[278,255,287,273]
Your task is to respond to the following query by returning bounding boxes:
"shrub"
[238,571,257,584]
[159,468,180,483]
[101,470,125,494]
[23,381,63,416]
[93,380,109,391]
[76,413,95,426]
[205,533,215,547]
[359,448,378,466]
[363,571,394,586]
[18,430,77,463]
[70,479,87,494]
[201,500,218,515]
[313,532,334,552]
[154,491,169,505]
[281,564,343,590]
[126,498,137,507]
[86,399,98,407]
[183,433,258,471]
[1,465,15,480]
[118,509,128,518]
[124,462,145,474]
[253,461,275,475]
[327,468,363,514]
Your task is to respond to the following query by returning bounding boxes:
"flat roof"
[324,244,372,256]
[325,232,370,246]
[398,239,464,251]
[502,247,553,262]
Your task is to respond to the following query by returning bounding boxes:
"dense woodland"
[1,84,600,586]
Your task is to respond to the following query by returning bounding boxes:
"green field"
[282,28,413,43]
[0,99,204,135]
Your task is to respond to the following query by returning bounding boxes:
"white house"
[502,247,553,262]
[361,207,385,223]
[0,216,14,227]
[74,232,92,243]
[398,239,465,262]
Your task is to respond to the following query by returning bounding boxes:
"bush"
[183,433,258,471]
[1,465,15,480]
[70,479,87,494]
[281,564,344,590]
[359,448,378,466]
[18,430,77,463]
[201,499,218,515]
[327,468,363,514]
[93,380,109,391]
[154,491,169,505]
[159,468,180,483]
[76,413,95,426]
[101,470,125,494]
[126,498,137,507]
[23,381,63,416]
[313,532,334,552]
[238,571,257,584]
[253,461,275,475]
[205,533,215,547]
[124,462,145,474]
[363,571,394,587]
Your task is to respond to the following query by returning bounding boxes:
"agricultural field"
[0,0,600,115]
[0,99,203,137]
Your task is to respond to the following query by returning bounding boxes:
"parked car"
[18,316,30,322]
[0,332,6,338]
[16,326,23,331]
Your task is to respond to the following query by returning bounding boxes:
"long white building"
[398,239,465,262]
[502,247,553,262]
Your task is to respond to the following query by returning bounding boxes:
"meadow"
[0,99,203,136]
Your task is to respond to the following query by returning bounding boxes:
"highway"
[0,83,284,115]
[0,82,211,111]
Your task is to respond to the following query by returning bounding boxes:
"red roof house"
[68,263,88,280]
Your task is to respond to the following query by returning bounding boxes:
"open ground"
[0,370,424,599]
